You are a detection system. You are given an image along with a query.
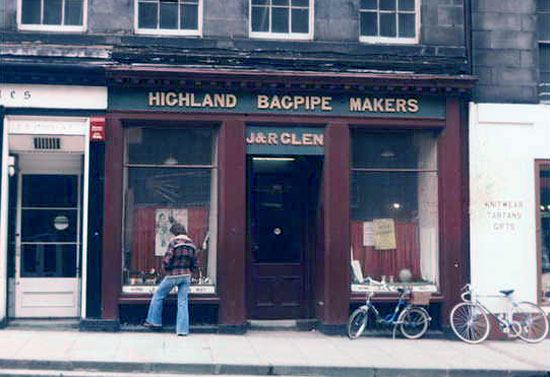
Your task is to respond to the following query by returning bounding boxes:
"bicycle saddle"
[499,289,514,296]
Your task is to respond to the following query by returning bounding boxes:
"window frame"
[134,0,203,37]
[540,43,550,104]
[249,0,314,41]
[536,159,550,307]
[359,0,420,45]
[17,0,87,32]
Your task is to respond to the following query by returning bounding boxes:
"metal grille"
[33,137,61,150]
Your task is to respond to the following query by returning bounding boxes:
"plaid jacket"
[162,234,197,277]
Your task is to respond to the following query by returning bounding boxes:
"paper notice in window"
[373,218,396,250]
[363,221,374,246]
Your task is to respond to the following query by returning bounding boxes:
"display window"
[122,126,217,294]
[350,130,439,293]
[538,161,550,306]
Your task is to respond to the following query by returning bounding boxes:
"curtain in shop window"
[351,220,420,281]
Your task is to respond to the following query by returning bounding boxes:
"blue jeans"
[146,275,191,335]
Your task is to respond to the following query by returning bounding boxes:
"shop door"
[247,156,320,319]
[13,155,82,318]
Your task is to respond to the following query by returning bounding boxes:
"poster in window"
[363,221,375,246]
[155,208,189,256]
[373,218,396,250]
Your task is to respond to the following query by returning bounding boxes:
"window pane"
[273,0,289,5]
[540,166,550,305]
[23,175,78,207]
[252,0,269,4]
[380,12,396,37]
[399,13,415,38]
[138,2,158,29]
[251,5,269,32]
[21,245,77,278]
[351,171,438,285]
[360,0,377,10]
[127,127,214,165]
[272,7,289,33]
[21,0,41,24]
[21,209,77,242]
[292,0,309,6]
[399,0,415,11]
[537,0,550,12]
[64,0,83,25]
[352,131,437,170]
[360,11,377,36]
[159,2,178,29]
[540,45,550,102]
[380,0,396,11]
[44,0,62,25]
[291,8,309,33]
[181,3,198,30]
[538,13,550,40]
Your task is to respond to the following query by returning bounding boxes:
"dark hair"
[170,223,187,236]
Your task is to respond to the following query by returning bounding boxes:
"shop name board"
[147,91,420,114]
[110,88,445,118]
[246,127,324,155]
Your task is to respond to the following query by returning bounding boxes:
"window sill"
[249,32,313,41]
[122,284,215,295]
[18,24,86,33]
[135,29,202,37]
[359,36,418,45]
[351,282,438,294]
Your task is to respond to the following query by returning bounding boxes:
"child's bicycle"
[347,277,432,339]
[449,284,549,344]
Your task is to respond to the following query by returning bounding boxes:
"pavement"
[0,327,548,377]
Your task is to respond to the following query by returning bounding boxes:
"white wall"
[469,103,550,308]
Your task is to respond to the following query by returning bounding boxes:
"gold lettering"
[396,98,407,112]
[322,96,332,111]
[160,92,166,106]
[191,93,202,107]
[226,94,237,108]
[270,95,281,110]
[178,92,190,107]
[246,133,255,144]
[213,94,225,107]
[281,96,293,110]
[280,132,291,144]
[313,134,324,146]
[257,95,269,109]
[165,92,178,106]
[294,96,305,110]
[267,133,278,144]
[310,96,322,109]
[373,98,384,112]
[362,98,373,112]
[407,99,419,112]
[291,133,302,145]
[349,98,361,111]
[302,133,313,145]
[149,92,161,106]
[202,93,213,107]
[385,98,396,112]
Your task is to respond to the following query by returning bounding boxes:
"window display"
[122,126,217,294]
[539,163,550,306]
[350,130,439,293]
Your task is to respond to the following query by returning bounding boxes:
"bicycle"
[449,284,549,344]
[347,278,431,339]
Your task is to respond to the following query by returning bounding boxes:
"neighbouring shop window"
[359,0,418,44]
[538,162,550,306]
[123,127,217,294]
[250,0,313,40]
[537,0,550,103]
[136,0,202,35]
[350,130,439,293]
[19,0,85,31]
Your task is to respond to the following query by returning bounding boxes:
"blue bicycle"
[347,278,431,339]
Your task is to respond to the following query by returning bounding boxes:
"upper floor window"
[537,0,550,103]
[135,0,202,36]
[18,0,86,32]
[360,0,419,44]
[250,0,313,40]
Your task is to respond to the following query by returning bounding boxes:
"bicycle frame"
[359,289,411,326]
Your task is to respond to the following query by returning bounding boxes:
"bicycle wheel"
[450,302,490,344]
[399,307,430,339]
[347,308,369,339]
[512,301,549,343]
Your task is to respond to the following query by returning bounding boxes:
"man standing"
[144,223,196,336]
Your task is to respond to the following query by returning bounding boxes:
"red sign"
[90,116,105,141]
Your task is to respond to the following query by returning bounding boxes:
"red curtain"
[351,220,420,281]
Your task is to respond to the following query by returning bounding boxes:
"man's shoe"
[143,322,162,330]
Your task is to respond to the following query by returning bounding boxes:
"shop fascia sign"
[246,126,324,155]
[109,88,445,118]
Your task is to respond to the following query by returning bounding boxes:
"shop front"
[103,69,474,332]
[0,84,107,327]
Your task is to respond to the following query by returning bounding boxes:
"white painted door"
[14,155,82,318]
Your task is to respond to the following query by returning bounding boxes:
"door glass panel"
[21,209,77,242]
[23,175,78,207]
[21,244,77,278]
